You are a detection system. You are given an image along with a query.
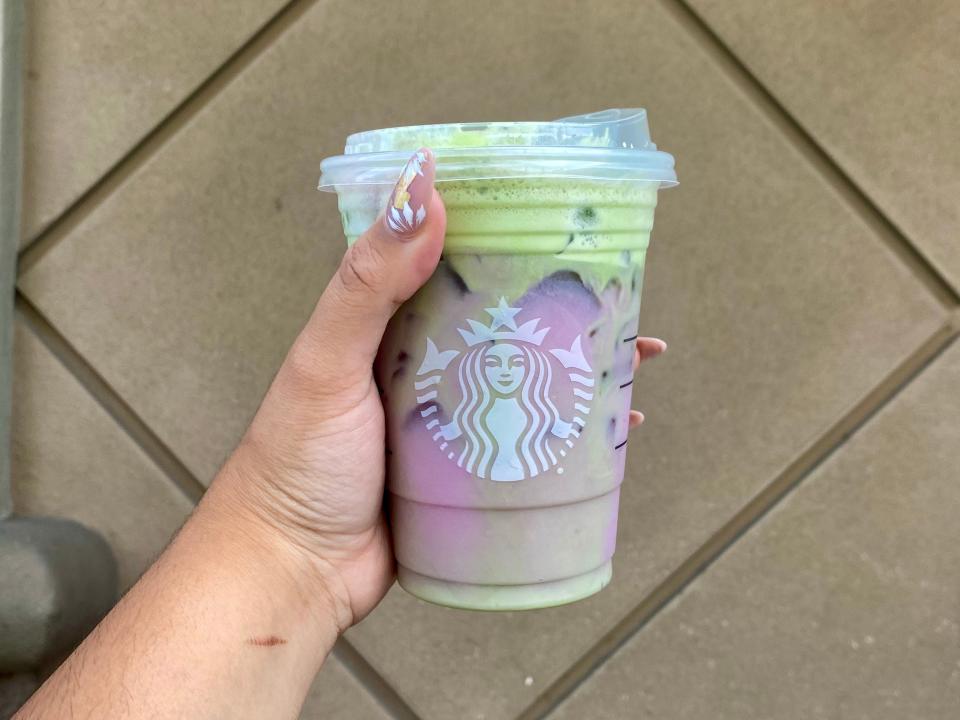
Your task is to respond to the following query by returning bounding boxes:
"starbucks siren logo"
[414,298,594,482]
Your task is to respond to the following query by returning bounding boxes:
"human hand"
[198,148,441,634]
[207,148,667,634]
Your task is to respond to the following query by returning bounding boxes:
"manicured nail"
[385,148,434,238]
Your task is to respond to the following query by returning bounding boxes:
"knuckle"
[337,240,386,297]
[281,336,361,407]
[284,339,323,386]
[283,338,348,400]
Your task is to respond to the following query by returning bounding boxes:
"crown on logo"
[457,297,551,347]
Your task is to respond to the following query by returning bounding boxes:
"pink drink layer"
[336,178,658,610]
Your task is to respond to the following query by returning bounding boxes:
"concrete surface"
[689,0,960,291]
[553,341,960,720]
[20,0,287,241]
[8,0,959,717]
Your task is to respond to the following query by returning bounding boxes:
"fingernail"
[385,148,434,239]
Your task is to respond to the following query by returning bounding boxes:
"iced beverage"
[319,110,676,610]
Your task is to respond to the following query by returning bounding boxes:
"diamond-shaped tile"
[10,319,192,589]
[300,656,391,720]
[17,0,947,717]
[21,0,287,241]
[553,340,960,720]
[688,0,960,291]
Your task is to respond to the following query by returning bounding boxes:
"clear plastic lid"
[318,108,677,191]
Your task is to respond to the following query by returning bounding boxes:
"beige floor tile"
[21,0,286,241]
[17,0,948,717]
[553,340,960,720]
[688,0,960,290]
[300,656,390,720]
[10,320,193,590]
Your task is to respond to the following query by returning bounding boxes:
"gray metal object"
[0,517,117,672]
[0,673,37,718]
[1,0,23,521]
[1,0,118,681]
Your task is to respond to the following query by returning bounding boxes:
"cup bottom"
[397,560,613,611]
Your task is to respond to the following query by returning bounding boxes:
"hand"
[206,149,444,632]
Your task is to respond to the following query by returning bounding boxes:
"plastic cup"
[319,109,676,610]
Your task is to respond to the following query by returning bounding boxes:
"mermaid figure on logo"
[416,298,594,482]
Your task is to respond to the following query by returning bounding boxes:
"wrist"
[193,463,355,637]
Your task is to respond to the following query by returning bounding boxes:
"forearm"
[15,473,341,720]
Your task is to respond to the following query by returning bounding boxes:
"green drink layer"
[338,178,656,327]
[339,178,658,252]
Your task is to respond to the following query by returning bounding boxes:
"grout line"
[657,0,960,309]
[332,637,423,720]
[14,292,206,504]
[16,0,321,275]
[517,319,959,720]
[950,306,960,331]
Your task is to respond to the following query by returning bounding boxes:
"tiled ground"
[553,341,960,720]
[11,1,959,718]
[21,0,287,241]
[11,320,192,591]
[688,0,960,291]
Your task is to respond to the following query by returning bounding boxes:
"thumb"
[297,148,445,390]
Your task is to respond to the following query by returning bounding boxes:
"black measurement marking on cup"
[614,439,628,450]
[622,334,638,343]
[619,379,634,389]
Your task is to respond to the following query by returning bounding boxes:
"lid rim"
[320,148,678,187]
[322,109,677,190]
[341,108,661,154]
[318,178,679,191]
[318,169,679,191]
